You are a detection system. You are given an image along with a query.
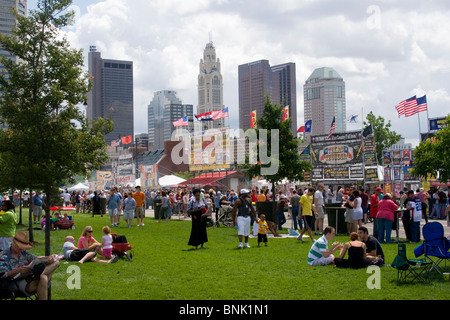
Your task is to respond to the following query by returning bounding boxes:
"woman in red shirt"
[376,194,398,243]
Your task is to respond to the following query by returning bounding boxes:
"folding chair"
[420,222,450,275]
[391,243,431,282]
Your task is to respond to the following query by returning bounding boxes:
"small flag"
[250,110,257,128]
[297,120,312,133]
[282,105,290,121]
[346,113,361,123]
[416,95,428,113]
[173,116,188,127]
[395,98,407,117]
[211,107,229,120]
[362,125,373,138]
[195,112,213,121]
[121,135,132,145]
[111,139,120,147]
[328,117,335,139]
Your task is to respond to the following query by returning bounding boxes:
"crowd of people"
[0,183,448,300]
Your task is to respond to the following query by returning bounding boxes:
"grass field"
[17,209,449,301]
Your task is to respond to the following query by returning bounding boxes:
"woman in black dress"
[187,189,208,250]
[334,232,368,269]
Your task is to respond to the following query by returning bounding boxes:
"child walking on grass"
[256,214,269,247]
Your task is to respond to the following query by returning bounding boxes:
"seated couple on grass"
[307,226,385,268]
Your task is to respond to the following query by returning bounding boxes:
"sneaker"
[297,236,304,242]
[244,243,251,248]
[238,243,243,249]
[110,255,119,263]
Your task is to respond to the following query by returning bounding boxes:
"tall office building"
[147,90,193,151]
[86,46,134,146]
[303,67,346,136]
[0,0,27,79]
[238,60,297,136]
[197,41,224,131]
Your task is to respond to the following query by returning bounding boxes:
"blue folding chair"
[414,222,450,275]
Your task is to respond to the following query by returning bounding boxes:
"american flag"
[111,139,120,147]
[404,96,418,117]
[173,116,188,127]
[328,117,336,139]
[416,95,428,113]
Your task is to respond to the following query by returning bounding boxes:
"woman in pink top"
[377,194,398,243]
[78,226,102,255]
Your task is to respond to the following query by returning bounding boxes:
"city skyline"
[27,0,450,147]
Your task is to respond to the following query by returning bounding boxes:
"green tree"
[412,115,450,182]
[364,111,401,165]
[242,96,312,216]
[0,0,113,255]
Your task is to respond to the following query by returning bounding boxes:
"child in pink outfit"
[101,226,113,259]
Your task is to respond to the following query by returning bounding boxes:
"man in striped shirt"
[307,226,342,266]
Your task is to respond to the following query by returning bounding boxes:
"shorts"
[135,206,145,218]
[237,216,251,237]
[302,215,313,229]
[258,233,268,243]
[33,206,43,217]
[108,208,119,217]
[345,208,353,223]
[309,256,333,266]
[102,248,113,259]
[316,206,324,219]
[69,249,91,262]
[123,209,134,220]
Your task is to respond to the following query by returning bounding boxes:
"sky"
[28,0,450,147]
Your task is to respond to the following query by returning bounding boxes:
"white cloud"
[53,0,450,139]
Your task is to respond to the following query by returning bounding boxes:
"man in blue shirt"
[32,192,44,225]
[214,191,222,223]
[107,189,122,227]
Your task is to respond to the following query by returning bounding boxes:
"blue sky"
[27,1,450,146]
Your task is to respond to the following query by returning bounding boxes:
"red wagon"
[111,233,133,262]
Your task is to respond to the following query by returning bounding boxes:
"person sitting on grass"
[334,232,368,269]
[307,226,342,266]
[63,236,118,264]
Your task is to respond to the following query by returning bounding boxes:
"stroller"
[215,205,234,227]
[111,233,133,262]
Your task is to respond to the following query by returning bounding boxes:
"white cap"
[240,189,250,194]
[280,195,287,199]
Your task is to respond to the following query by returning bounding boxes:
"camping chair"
[416,222,450,275]
[391,243,431,283]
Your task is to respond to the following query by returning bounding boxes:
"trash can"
[153,200,161,219]
[256,201,277,224]
[324,203,347,235]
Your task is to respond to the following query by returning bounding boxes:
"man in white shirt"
[314,183,325,235]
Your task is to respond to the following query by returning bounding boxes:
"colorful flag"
[282,105,290,121]
[416,95,428,113]
[297,120,312,133]
[250,110,257,128]
[211,107,229,120]
[328,117,335,139]
[121,135,132,145]
[195,112,213,121]
[404,96,418,117]
[173,116,188,127]
[346,113,361,123]
[395,98,407,117]
[111,139,120,147]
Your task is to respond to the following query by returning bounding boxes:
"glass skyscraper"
[86,46,134,146]
[147,90,193,151]
[303,67,346,136]
[238,60,297,136]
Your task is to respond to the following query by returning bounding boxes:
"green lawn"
[17,209,449,300]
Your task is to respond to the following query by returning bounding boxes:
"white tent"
[68,183,89,192]
[159,175,186,188]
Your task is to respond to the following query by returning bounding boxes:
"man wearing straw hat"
[0,231,59,300]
